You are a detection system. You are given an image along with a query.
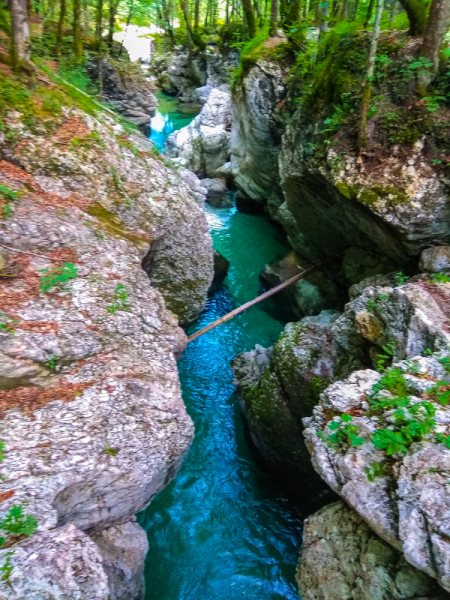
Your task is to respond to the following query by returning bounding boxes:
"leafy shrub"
[106,284,130,314]
[0,505,37,547]
[39,263,78,293]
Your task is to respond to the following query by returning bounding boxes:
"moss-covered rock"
[232,310,341,506]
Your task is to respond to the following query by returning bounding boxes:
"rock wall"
[0,77,214,597]
[165,88,233,178]
[298,501,448,600]
[229,58,288,215]
[151,45,239,104]
[233,253,450,596]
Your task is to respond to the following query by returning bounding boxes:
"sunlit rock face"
[165,88,233,178]
[297,502,447,600]
[229,59,288,216]
[0,100,214,597]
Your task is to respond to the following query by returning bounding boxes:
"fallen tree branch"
[187,256,336,343]
[0,243,52,260]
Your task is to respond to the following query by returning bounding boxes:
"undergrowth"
[318,354,450,476]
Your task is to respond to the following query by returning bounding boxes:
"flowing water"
[138,95,303,600]
[149,91,201,152]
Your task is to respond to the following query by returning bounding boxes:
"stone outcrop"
[151,45,238,104]
[278,116,450,279]
[92,521,149,600]
[0,83,213,597]
[0,112,213,325]
[303,353,450,593]
[297,501,448,600]
[232,310,341,506]
[89,57,158,132]
[165,88,232,177]
[229,57,288,215]
[260,251,345,320]
[201,178,234,208]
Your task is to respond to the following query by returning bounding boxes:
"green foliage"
[46,355,58,370]
[437,432,450,448]
[231,23,270,90]
[106,284,130,314]
[439,357,450,373]
[318,414,365,448]
[0,552,13,584]
[375,342,396,372]
[0,184,21,219]
[395,271,409,286]
[59,59,99,96]
[0,440,5,463]
[364,461,387,481]
[0,312,19,335]
[428,272,450,284]
[0,505,37,548]
[370,367,411,404]
[104,446,119,456]
[301,22,365,114]
[39,263,78,293]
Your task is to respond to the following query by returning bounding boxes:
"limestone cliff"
[0,69,213,597]
[233,250,450,595]
[229,32,450,287]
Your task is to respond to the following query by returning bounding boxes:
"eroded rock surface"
[0,100,212,596]
[88,57,158,131]
[0,110,213,324]
[297,501,448,600]
[232,310,341,505]
[229,58,287,214]
[165,88,232,177]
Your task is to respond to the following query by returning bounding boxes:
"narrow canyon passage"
[137,100,303,600]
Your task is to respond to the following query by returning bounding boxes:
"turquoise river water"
[138,93,303,600]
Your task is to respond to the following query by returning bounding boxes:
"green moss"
[243,369,308,467]
[357,185,408,206]
[87,203,151,248]
[336,181,354,199]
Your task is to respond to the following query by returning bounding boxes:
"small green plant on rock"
[104,446,119,456]
[39,263,78,293]
[0,184,21,219]
[0,551,13,583]
[375,342,396,372]
[0,312,19,334]
[46,355,58,370]
[364,461,387,481]
[0,505,37,548]
[428,272,450,284]
[106,284,130,314]
[395,271,409,286]
[318,414,365,448]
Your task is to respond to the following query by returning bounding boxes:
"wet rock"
[201,178,234,208]
[420,246,450,273]
[151,46,239,104]
[89,57,157,132]
[260,251,345,320]
[165,89,232,178]
[230,58,288,216]
[92,521,149,600]
[232,310,341,506]
[213,249,230,283]
[297,501,448,600]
